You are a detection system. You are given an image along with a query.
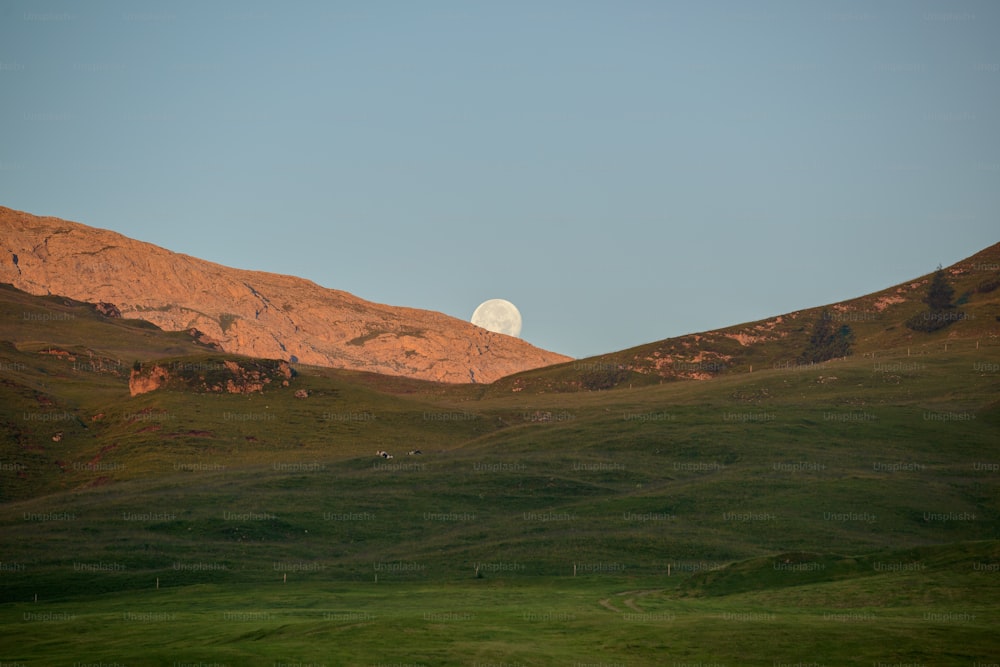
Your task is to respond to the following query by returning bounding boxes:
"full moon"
[471,299,522,337]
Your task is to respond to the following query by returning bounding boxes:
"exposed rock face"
[94,302,122,318]
[129,358,293,396]
[1,206,571,382]
[129,364,170,396]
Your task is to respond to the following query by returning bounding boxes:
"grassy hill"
[484,241,1000,394]
[0,241,998,664]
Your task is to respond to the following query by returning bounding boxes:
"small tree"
[799,311,854,363]
[922,265,955,311]
[906,265,963,332]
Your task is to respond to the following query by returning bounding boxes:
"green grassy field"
[1,541,998,665]
[1,277,999,664]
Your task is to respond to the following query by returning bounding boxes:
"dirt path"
[598,598,620,612]
[599,588,661,614]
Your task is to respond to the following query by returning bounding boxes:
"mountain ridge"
[0,205,571,383]
[485,240,1000,393]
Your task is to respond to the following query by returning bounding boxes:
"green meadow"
[1,278,999,665]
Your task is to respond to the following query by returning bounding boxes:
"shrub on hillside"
[580,367,630,390]
[798,311,854,363]
[906,266,966,332]
[976,274,1000,294]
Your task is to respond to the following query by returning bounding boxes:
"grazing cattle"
[408,450,422,456]
[376,450,393,459]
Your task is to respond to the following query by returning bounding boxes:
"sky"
[1,1,998,359]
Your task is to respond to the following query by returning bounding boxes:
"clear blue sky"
[2,1,997,359]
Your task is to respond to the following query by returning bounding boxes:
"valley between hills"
[0,208,998,665]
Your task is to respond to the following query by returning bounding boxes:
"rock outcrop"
[128,358,293,396]
[1,206,571,383]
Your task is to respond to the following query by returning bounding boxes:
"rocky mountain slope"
[485,241,1000,394]
[0,206,570,383]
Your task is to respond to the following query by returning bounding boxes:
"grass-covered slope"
[0,240,998,664]
[486,241,1000,394]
